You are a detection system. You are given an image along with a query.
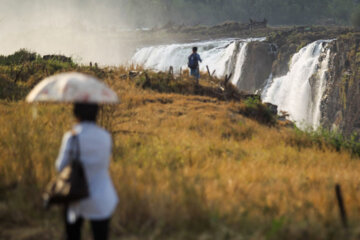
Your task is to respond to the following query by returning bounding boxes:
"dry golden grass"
[1,67,360,240]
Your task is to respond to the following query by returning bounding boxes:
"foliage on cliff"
[351,6,360,28]
[123,0,358,26]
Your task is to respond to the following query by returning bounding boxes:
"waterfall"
[133,38,333,130]
[131,38,264,78]
[262,40,332,129]
[230,42,248,86]
[312,48,331,129]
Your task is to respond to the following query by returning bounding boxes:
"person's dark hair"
[192,47,198,52]
[73,103,99,122]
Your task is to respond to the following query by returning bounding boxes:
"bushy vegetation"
[288,127,360,158]
[351,6,360,28]
[0,49,38,66]
[0,49,107,100]
[123,0,359,26]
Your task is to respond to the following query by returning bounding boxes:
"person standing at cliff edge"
[188,47,202,84]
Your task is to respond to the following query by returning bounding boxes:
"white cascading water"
[262,40,332,129]
[230,42,248,85]
[131,38,264,78]
[312,48,331,129]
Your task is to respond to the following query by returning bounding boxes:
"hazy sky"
[0,0,136,65]
[0,0,127,31]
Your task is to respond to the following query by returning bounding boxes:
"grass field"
[1,57,360,239]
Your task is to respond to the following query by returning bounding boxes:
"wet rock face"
[321,34,360,136]
[271,43,298,77]
[237,42,275,92]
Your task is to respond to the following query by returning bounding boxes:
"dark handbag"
[43,134,89,208]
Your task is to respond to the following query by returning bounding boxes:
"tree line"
[119,0,359,27]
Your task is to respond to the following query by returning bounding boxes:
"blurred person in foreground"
[56,103,118,240]
[188,46,202,84]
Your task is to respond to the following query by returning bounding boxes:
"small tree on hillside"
[352,6,360,28]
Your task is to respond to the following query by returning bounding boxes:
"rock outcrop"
[236,41,276,92]
[321,33,360,136]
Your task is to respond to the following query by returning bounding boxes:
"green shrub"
[239,97,277,126]
[0,49,38,66]
[290,127,360,158]
[351,7,360,28]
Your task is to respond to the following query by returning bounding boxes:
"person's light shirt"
[56,122,118,222]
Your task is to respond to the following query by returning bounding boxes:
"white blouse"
[56,122,118,222]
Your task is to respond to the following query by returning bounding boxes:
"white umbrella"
[26,72,119,103]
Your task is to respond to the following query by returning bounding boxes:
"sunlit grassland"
[1,66,360,240]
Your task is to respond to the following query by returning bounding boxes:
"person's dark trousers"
[64,209,110,240]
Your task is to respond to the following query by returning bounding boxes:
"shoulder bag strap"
[69,131,81,163]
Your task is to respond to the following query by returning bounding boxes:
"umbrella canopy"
[26,72,119,103]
